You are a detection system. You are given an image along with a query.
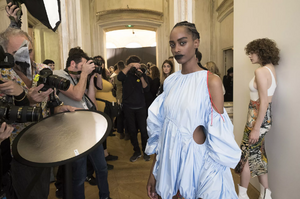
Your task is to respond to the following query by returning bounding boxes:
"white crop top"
[249,67,277,101]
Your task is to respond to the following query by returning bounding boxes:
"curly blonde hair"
[205,61,221,77]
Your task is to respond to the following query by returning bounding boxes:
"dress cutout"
[146,70,241,199]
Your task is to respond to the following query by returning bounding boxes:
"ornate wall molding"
[96,8,163,25]
[28,13,41,28]
[216,0,233,22]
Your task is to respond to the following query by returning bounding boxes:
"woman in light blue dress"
[145,21,241,199]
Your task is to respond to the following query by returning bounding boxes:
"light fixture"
[126,25,134,28]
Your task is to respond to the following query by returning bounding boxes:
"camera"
[0,100,42,123]
[91,66,102,76]
[129,67,145,78]
[35,68,71,91]
[88,58,103,75]
[0,45,14,68]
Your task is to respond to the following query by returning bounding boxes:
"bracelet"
[14,91,27,101]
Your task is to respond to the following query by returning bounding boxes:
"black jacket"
[117,71,149,109]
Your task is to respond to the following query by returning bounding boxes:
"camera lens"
[3,105,43,123]
[47,75,70,91]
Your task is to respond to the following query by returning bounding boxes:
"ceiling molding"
[105,25,156,32]
[96,8,163,26]
[216,0,233,22]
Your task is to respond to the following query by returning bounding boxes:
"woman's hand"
[147,173,158,199]
[249,129,260,145]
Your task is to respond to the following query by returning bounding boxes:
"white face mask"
[13,40,32,80]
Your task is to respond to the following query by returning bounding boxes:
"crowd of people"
[0,2,280,199]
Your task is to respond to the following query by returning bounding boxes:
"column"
[173,0,195,71]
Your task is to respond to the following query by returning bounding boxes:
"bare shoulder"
[207,72,222,89]
[255,67,269,75]
[255,67,269,80]
[207,72,224,113]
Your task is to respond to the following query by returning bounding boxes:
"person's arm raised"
[59,60,95,101]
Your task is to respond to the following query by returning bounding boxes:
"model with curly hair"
[235,38,280,199]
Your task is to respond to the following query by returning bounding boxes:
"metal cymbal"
[12,110,111,167]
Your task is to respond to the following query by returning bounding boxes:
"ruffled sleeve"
[145,92,165,155]
[205,109,241,168]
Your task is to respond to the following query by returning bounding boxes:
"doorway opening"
[105,29,156,68]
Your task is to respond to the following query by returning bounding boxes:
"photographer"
[0,26,76,198]
[117,55,150,162]
[53,50,111,199]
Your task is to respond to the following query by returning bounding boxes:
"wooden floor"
[48,133,259,199]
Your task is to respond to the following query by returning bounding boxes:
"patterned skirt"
[235,100,272,177]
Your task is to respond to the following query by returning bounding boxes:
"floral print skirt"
[235,100,272,177]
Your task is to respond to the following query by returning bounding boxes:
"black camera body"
[129,67,145,78]
[37,68,71,91]
[0,100,42,123]
[92,58,103,67]
[0,46,14,69]
[91,66,102,76]
[89,58,103,75]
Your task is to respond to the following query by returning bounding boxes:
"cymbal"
[12,110,111,167]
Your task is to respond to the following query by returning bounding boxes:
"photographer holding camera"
[53,49,111,199]
[0,24,77,199]
[117,55,150,162]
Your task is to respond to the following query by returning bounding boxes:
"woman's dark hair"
[173,21,200,41]
[173,21,207,70]
[113,64,118,71]
[93,55,105,63]
[126,55,141,65]
[161,59,174,84]
[227,67,233,75]
[150,65,160,80]
[93,55,108,80]
[43,59,54,65]
[245,38,280,66]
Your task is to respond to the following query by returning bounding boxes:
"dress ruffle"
[145,71,240,199]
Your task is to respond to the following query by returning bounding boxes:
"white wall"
[234,1,300,198]
[106,29,156,48]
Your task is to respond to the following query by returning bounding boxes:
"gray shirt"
[53,70,93,109]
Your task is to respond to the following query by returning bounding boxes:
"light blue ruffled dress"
[145,70,241,199]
